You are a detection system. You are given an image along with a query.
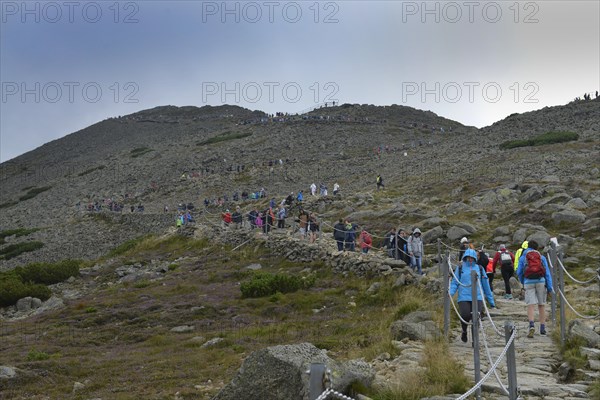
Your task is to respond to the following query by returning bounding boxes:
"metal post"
[308,363,326,400]
[471,269,481,400]
[437,238,442,277]
[504,321,518,400]
[443,251,450,338]
[558,248,566,347]
[549,242,557,325]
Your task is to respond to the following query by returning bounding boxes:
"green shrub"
[240,272,315,298]
[0,274,51,307]
[130,147,153,158]
[27,349,50,361]
[0,201,18,209]
[108,236,149,256]
[78,165,106,176]
[0,241,44,260]
[18,186,52,201]
[197,131,252,146]
[14,259,80,285]
[0,228,39,245]
[500,131,579,149]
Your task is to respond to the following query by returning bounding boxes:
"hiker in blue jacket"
[450,248,496,343]
[516,240,553,338]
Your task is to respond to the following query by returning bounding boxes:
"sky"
[1,0,599,162]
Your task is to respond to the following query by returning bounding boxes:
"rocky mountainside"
[0,99,599,269]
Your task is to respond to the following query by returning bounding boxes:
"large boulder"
[213,343,374,400]
[390,320,441,342]
[552,210,586,225]
[522,186,544,202]
[565,198,588,210]
[568,320,600,349]
[0,366,17,379]
[512,228,528,245]
[422,226,444,244]
[526,231,551,248]
[446,226,470,242]
[454,222,477,234]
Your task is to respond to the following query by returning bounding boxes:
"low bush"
[0,273,51,307]
[0,228,39,245]
[197,131,252,146]
[130,147,153,158]
[240,272,315,298]
[19,186,52,201]
[500,131,579,149]
[0,241,44,260]
[14,259,81,285]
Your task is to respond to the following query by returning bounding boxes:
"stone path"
[447,295,598,399]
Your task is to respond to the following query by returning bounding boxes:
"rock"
[526,231,551,248]
[213,343,374,400]
[509,277,521,292]
[454,222,477,234]
[390,320,441,342]
[552,210,586,225]
[533,193,572,208]
[366,283,381,295]
[492,236,511,244]
[30,297,42,309]
[422,226,444,244]
[402,311,435,323]
[73,382,85,392]
[565,198,588,209]
[171,325,195,333]
[419,217,447,230]
[522,186,544,202]
[557,234,575,246]
[246,263,262,270]
[201,338,224,348]
[568,320,600,349]
[493,226,510,236]
[512,228,528,245]
[446,202,472,215]
[16,297,34,312]
[35,296,65,314]
[446,226,470,242]
[0,366,17,379]
[557,362,575,382]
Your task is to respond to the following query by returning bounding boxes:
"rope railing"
[476,278,504,337]
[447,291,473,326]
[456,327,518,400]
[447,256,472,288]
[556,257,600,285]
[478,318,510,396]
[557,289,600,320]
[315,388,357,400]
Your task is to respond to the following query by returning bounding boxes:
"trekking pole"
[471,269,481,400]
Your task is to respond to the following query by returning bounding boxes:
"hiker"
[333,219,346,251]
[285,192,294,206]
[492,244,515,299]
[458,237,472,260]
[476,249,489,271]
[297,190,304,202]
[450,249,496,343]
[310,183,317,196]
[248,209,258,229]
[516,240,553,338]
[359,227,373,254]
[408,228,424,275]
[513,240,529,276]
[307,213,319,243]
[376,174,384,190]
[397,230,410,264]
[277,206,286,229]
[486,255,495,287]
[333,182,340,196]
[232,207,243,229]
[255,212,264,230]
[176,213,183,227]
[222,210,232,227]
[298,209,309,238]
[382,228,396,258]
[344,220,357,251]
[164,205,169,213]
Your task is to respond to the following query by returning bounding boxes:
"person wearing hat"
[492,244,515,299]
[458,237,471,261]
[408,228,424,274]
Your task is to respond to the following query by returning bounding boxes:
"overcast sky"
[1,0,599,161]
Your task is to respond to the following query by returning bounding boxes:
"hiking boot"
[527,327,535,338]
[506,294,513,300]
[540,328,547,336]
[461,331,468,343]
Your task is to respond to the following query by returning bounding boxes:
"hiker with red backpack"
[516,240,553,338]
[492,244,515,299]
[359,227,373,254]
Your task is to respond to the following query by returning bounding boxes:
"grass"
[0,228,39,245]
[0,200,18,209]
[130,147,154,158]
[78,165,106,176]
[197,131,252,146]
[500,131,579,149]
[18,186,52,201]
[0,241,44,260]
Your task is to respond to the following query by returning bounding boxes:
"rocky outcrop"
[212,343,374,400]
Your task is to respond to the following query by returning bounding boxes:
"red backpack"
[524,250,544,279]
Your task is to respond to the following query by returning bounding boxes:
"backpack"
[500,251,512,268]
[524,250,544,279]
